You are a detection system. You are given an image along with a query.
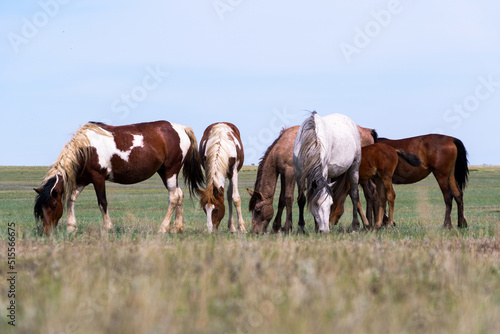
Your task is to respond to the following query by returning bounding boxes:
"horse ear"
[246,188,254,196]
[34,188,42,194]
[251,190,263,200]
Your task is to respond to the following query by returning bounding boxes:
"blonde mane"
[204,124,233,189]
[42,122,111,203]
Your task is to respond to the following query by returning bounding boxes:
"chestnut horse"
[198,122,246,233]
[34,121,204,235]
[377,134,469,228]
[247,125,377,234]
[329,143,422,230]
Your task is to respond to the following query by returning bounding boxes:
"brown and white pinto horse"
[247,124,377,234]
[198,122,246,233]
[329,143,422,230]
[377,134,469,228]
[34,121,204,235]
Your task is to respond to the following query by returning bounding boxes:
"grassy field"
[1,165,499,333]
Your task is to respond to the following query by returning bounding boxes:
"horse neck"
[45,167,72,204]
[205,158,227,189]
[254,153,279,201]
[201,181,224,207]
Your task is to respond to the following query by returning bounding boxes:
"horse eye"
[51,203,57,211]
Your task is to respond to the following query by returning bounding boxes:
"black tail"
[453,138,469,190]
[396,149,422,167]
[370,129,378,143]
[182,127,205,197]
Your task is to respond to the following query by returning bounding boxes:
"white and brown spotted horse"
[34,121,204,235]
[198,122,246,233]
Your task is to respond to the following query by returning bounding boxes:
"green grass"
[1,166,499,333]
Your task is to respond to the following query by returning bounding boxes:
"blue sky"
[1,0,499,166]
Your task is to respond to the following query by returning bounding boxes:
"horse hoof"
[67,225,78,234]
[170,227,184,234]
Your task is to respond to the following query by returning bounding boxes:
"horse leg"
[385,177,396,227]
[158,174,182,233]
[374,178,387,229]
[448,169,467,228]
[354,183,369,228]
[297,187,306,234]
[172,187,185,233]
[433,171,454,229]
[227,180,236,233]
[356,200,370,228]
[66,185,85,234]
[271,176,286,233]
[92,178,113,233]
[348,169,361,231]
[361,181,376,228]
[228,172,246,233]
[282,171,295,234]
[329,192,345,227]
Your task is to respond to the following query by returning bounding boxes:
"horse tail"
[296,112,331,210]
[370,129,378,143]
[182,127,205,197]
[453,138,469,190]
[396,149,421,167]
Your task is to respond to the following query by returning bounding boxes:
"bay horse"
[293,112,362,232]
[377,134,469,228]
[329,143,422,230]
[34,121,204,235]
[247,125,377,234]
[198,122,246,233]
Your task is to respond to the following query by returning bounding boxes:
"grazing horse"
[247,126,301,234]
[34,121,204,235]
[377,134,469,228]
[247,125,377,234]
[198,122,246,233]
[293,112,362,232]
[329,143,422,230]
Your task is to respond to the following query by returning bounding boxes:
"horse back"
[81,121,186,184]
[199,122,244,177]
[378,134,458,184]
[319,114,361,172]
[359,143,399,184]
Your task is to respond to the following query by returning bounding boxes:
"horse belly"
[108,154,163,184]
[392,165,430,184]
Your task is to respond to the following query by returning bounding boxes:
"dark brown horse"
[329,143,422,230]
[247,125,377,234]
[34,121,204,235]
[377,134,469,228]
[198,122,246,233]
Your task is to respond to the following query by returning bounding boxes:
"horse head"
[247,188,274,234]
[198,184,225,232]
[34,174,65,235]
[309,183,333,233]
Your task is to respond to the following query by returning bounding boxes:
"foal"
[329,143,421,229]
[198,122,246,233]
